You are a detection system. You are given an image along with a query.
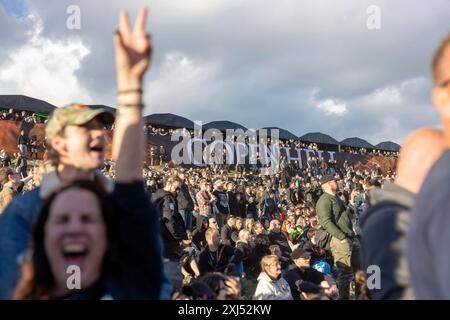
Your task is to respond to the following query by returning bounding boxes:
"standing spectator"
[362,128,445,300]
[177,171,195,231]
[213,179,230,227]
[245,187,258,220]
[17,130,28,156]
[29,136,38,159]
[149,145,158,166]
[316,175,356,300]
[152,175,188,292]
[226,182,240,217]
[158,145,166,165]
[235,185,246,219]
[260,189,279,224]
[406,35,450,300]
[195,179,216,230]
[15,153,28,179]
[253,255,293,300]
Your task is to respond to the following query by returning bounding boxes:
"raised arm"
[112,8,152,183]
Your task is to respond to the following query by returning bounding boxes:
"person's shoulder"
[0,187,41,222]
[419,151,450,194]
[414,151,450,216]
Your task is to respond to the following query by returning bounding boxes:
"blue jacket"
[0,172,170,299]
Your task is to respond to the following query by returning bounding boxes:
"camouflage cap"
[45,103,115,144]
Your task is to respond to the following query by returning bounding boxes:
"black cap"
[320,175,335,186]
[299,281,322,294]
[291,248,311,260]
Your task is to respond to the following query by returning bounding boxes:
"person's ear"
[432,86,450,120]
[51,134,68,158]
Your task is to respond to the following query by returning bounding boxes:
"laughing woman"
[12,7,164,299]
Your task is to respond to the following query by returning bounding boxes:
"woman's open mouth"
[62,243,89,267]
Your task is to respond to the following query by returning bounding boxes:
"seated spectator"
[0,167,22,213]
[253,255,292,300]
[270,243,291,271]
[268,219,292,259]
[246,234,271,280]
[235,229,252,277]
[198,228,242,276]
[302,228,334,266]
[284,249,337,300]
[208,217,219,230]
[192,217,209,248]
[298,281,328,300]
[252,221,266,236]
[180,231,201,281]
[220,216,236,246]
[230,217,243,245]
[201,272,241,300]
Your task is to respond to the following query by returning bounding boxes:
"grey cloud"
[3,0,449,144]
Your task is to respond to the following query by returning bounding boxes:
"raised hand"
[114,7,152,90]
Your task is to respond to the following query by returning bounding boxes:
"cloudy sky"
[0,0,448,145]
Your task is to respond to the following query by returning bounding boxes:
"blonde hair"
[260,255,279,273]
[238,229,250,242]
[244,218,254,232]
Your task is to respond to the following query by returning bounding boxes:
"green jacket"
[316,192,354,240]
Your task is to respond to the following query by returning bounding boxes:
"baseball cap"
[214,179,225,186]
[291,248,311,260]
[319,175,335,186]
[45,103,114,144]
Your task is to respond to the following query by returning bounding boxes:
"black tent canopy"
[299,132,339,145]
[340,137,374,149]
[0,95,401,151]
[258,127,298,140]
[0,95,56,114]
[203,120,247,131]
[144,113,195,129]
[376,141,401,151]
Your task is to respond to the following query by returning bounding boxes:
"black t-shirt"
[284,265,325,300]
[18,135,28,145]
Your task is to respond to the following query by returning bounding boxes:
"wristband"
[117,103,144,108]
[117,89,143,95]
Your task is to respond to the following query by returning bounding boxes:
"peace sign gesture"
[114,7,152,90]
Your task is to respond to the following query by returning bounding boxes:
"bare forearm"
[113,101,144,183]
[112,8,151,183]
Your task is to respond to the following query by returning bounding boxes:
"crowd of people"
[0,5,449,301]
[0,109,47,124]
